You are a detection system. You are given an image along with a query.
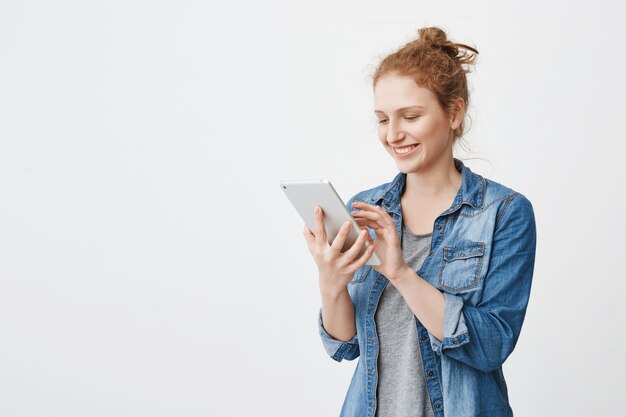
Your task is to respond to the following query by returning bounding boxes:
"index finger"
[352,201,393,226]
[351,201,373,210]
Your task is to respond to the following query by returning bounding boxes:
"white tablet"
[279,179,381,266]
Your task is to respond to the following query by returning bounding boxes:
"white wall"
[1,1,624,416]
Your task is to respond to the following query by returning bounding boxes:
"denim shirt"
[318,158,537,417]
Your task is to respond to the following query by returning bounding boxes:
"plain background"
[1,1,625,416]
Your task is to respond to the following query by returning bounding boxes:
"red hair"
[371,27,479,142]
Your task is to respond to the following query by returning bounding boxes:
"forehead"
[373,74,436,111]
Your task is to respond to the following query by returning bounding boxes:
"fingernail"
[315,206,320,214]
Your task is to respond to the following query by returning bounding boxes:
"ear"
[448,98,465,130]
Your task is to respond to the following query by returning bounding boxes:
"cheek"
[412,119,440,140]
[377,127,387,142]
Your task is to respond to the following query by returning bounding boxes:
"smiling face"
[373,73,463,173]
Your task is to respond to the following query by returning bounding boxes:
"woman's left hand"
[351,201,408,281]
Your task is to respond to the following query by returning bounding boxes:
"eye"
[377,119,388,125]
[405,116,419,121]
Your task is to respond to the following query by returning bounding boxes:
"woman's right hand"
[303,205,375,295]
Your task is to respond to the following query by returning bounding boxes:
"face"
[373,73,463,172]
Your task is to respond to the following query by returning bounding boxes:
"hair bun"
[418,27,448,45]
[415,26,479,64]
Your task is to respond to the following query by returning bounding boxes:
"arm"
[318,288,360,362]
[393,268,446,341]
[320,286,357,343]
[316,195,360,362]
[395,193,537,373]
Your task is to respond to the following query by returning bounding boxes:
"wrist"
[390,264,413,283]
[319,283,348,301]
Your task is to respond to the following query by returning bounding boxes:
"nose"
[386,120,404,145]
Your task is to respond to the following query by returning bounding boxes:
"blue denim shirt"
[318,158,537,417]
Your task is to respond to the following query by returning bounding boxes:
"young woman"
[302,27,537,417]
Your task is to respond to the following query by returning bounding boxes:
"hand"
[303,206,376,296]
[350,201,408,281]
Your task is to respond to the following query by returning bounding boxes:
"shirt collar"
[368,157,486,216]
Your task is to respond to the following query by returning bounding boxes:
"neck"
[402,156,462,202]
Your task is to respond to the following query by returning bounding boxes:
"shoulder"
[481,175,533,216]
[479,176,535,235]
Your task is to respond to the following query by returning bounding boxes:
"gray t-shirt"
[374,222,436,417]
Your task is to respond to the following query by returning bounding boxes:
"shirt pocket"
[438,241,486,293]
[349,265,372,284]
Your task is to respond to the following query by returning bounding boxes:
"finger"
[303,224,316,249]
[329,220,352,253]
[343,228,371,264]
[353,219,388,241]
[360,226,374,243]
[351,210,388,230]
[352,221,374,242]
[353,217,383,230]
[352,215,378,227]
[347,242,376,273]
[351,201,383,212]
[352,204,394,227]
[352,202,394,227]
[313,206,328,248]
[373,205,395,226]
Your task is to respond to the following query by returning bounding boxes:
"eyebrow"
[374,105,425,115]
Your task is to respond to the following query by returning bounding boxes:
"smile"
[393,144,420,157]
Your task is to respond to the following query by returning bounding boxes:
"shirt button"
[421,335,427,341]
[435,403,441,409]
[427,371,433,377]
[437,225,443,231]
[452,339,459,345]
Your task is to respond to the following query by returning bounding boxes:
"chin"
[395,161,419,173]
[395,155,430,173]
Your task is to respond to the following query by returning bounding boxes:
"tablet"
[279,179,381,266]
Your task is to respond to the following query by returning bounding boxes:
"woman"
[303,27,537,417]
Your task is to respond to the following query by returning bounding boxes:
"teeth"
[395,144,418,154]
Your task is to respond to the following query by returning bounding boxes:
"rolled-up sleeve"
[428,292,471,354]
[318,307,360,362]
[428,193,537,373]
